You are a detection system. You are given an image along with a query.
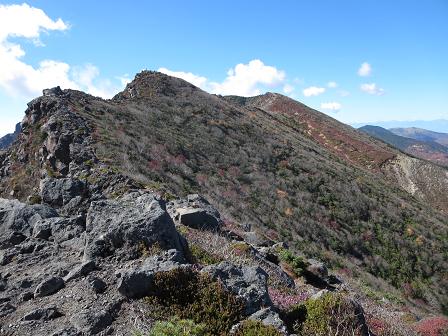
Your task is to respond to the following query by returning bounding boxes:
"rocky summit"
[0,72,447,335]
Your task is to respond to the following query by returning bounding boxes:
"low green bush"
[285,292,364,336]
[189,243,222,265]
[149,318,206,336]
[145,268,245,335]
[233,320,283,336]
[277,248,309,277]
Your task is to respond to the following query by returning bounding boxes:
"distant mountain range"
[352,119,448,133]
[359,125,448,167]
[390,127,448,147]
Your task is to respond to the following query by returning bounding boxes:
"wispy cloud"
[327,81,338,88]
[321,102,341,111]
[303,86,326,97]
[283,84,294,94]
[360,83,385,95]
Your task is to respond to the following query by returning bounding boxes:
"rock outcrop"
[0,123,21,150]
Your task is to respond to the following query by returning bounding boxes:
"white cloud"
[327,81,338,88]
[320,102,342,111]
[210,59,285,96]
[0,4,123,100]
[358,62,372,76]
[339,90,350,97]
[0,3,68,44]
[360,83,385,96]
[303,86,326,97]
[283,84,294,94]
[158,67,208,89]
[160,59,286,96]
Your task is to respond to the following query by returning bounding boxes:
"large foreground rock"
[117,249,188,299]
[39,177,86,207]
[0,198,58,238]
[84,192,187,260]
[167,194,222,230]
[202,261,272,315]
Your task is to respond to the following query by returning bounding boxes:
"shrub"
[277,248,309,277]
[231,242,252,256]
[415,316,448,336]
[137,241,163,258]
[233,320,283,336]
[268,287,308,311]
[189,243,222,265]
[149,318,207,336]
[285,293,365,336]
[28,195,42,205]
[145,268,245,335]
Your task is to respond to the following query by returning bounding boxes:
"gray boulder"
[242,231,274,247]
[117,269,153,299]
[0,198,58,237]
[64,260,96,282]
[21,306,62,321]
[41,216,85,244]
[40,177,86,207]
[43,86,64,97]
[0,231,26,249]
[306,259,328,279]
[233,308,288,335]
[0,302,15,318]
[50,328,81,336]
[87,276,107,294]
[34,276,64,297]
[167,194,222,230]
[84,192,186,260]
[201,261,272,315]
[249,308,288,332]
[33,220,52,240]
[117,249,188,299]
[70,308,113,335]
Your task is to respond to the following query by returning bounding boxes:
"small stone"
[64,260,96,282]
[20,292,34,302]
[88,277,107,294]
[70,309,113,334]
[21,306,62,321]
[34,276,64,297]
[0,302,15,318]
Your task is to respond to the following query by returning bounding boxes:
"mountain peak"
[113,70,200,101]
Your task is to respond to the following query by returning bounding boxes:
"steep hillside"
[237,96,448,212]
[390,127,448,147]
[235,95,396,172]
[0,123,21,150]
[0,72,447,335]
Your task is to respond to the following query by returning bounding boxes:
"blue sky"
[0,0,447,136]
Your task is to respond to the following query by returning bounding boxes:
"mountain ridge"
[0,71,447,335]
[390,127,448,147]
